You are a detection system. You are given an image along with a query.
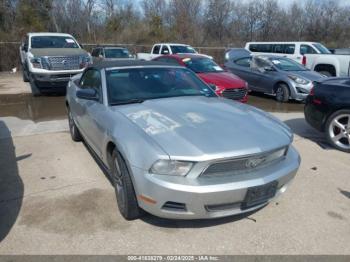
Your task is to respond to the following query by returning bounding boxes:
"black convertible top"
[89,60,179,70]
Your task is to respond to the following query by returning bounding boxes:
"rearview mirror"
[76,88,99,101]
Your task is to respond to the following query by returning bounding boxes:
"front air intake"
[162,201,187,212]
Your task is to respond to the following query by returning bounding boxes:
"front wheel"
[275,83,290,103]
[325,110,350,153]
[111,150,142,220]
[22,67,29,82]
[68,108,82,142]
[29,80,41,97]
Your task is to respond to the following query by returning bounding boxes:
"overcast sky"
[276,0,350,7]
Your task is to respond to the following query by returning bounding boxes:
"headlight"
[30,57,42,69]
[80,56,92,68]
[225,52,230,61]
[150,160,194,176]
[288,75,310,85]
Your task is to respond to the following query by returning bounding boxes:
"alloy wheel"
[276,87,284,101]
[328,114,350,150]
[114,158,125,209]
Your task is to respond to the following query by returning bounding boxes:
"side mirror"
[263,66,275,72]
[76,88,99,101]
[163,50,169,54]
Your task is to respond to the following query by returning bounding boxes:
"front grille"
[201,147,287,177]
[205,202,240,212]
[48,56,81,70]
[222,88,247,100]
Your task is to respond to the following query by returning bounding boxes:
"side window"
[152,45,161,54]
[249,44,258,52]
[24,36,29,51]
[251,57,270,69]
[80,70,101,93]
[234,57,251,67]
[161,45,170,54]
[251,44,272,53]
[273,44,284,54]
[284,44,295,54]
[92,48,99,57]
[300,45,317,55]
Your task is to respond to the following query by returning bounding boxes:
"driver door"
[249,57,274,93]
[75,69,106,157]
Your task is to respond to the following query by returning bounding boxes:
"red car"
[153,54,248,102]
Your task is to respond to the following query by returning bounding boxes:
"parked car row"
[19,32,350,222]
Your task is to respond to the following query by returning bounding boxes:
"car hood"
[286,70,325,81]
[30,48,88,57]
[112,96,292,161]
[197,72,246,88]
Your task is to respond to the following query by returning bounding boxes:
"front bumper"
[31,70,84,89]
[290,84,312,101]
[132,146,300,219]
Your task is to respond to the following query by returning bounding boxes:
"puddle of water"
[0,93,66,122]
[247,92,304,113]
[0,92,304,122]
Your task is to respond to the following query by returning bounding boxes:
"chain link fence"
[0,42,229,72]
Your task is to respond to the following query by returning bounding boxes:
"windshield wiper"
[110,98,145,106]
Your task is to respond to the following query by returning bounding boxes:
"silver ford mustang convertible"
[66,60,300,220]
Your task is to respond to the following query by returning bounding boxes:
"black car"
[305,78,350,152]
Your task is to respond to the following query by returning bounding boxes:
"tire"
[22,67,29,82]
[325,110,350,153]
[319,71,333,77]
[68,108,82,142]
[275,83,290,103]
[111,149,142,220]
[29,80,41,97]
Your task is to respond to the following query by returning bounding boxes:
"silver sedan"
[66,60,300,220]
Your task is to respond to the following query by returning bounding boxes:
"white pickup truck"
[20,32,92,96]
[137,43,211,60]
[303,53,350,77]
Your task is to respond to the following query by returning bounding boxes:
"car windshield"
[104,48,130,58]
[312,43,331,54]
[183,57,224,73]
[170,45,197,54]
[270,57,307,71]
[31,36,80,48]
[106,67,216,105]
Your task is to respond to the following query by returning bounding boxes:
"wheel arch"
[105,140,140,195]
[314,64,337,76]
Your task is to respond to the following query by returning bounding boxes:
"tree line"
[0,0,349,70]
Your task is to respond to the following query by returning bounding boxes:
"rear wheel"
[111,150,142,220]
[325,110,350,153]
[275,83,290,103]
[68,108,82,142]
